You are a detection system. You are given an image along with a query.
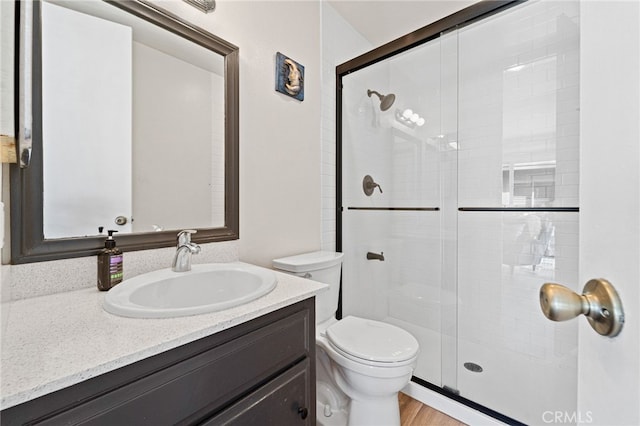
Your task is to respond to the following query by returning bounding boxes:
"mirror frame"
[10,0,239,264]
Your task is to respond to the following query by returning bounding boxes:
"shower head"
[367,89,396,111]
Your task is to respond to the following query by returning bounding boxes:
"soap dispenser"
[97,230,123,291]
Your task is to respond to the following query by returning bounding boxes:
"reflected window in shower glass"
[502,162,556,207]
[501,55,562,208]
[458,5,580,208]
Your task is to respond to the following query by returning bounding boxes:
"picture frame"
[275,52,304,101]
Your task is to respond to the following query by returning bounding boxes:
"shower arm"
[366,89,395,111]
[367,90,383,101]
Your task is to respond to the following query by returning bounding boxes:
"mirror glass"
[10,0,239,264]
[41,0,225,238]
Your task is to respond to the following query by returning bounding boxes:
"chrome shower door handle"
[539,278,625,337]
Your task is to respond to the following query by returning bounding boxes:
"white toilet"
[273,251,419,426]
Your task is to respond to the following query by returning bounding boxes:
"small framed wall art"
[275,52,304,101]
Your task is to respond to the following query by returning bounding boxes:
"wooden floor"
[399,393,467,426]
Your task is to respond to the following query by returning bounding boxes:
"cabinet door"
[206,359,312,426]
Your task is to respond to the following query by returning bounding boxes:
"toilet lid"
[326,316,419,363]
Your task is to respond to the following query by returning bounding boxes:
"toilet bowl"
[273,251,419,426]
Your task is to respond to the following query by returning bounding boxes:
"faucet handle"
[177,229,197,246]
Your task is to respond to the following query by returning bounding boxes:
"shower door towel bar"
[347,207,440,211]
[458,207,579,212]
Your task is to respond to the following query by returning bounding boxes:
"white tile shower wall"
[457,212,578,424]
[386,42,442,207]
[458,1,580,208]
[341,66,395,209]
[341,40,444,209]
[321,3,372,251]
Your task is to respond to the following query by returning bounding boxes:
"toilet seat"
[326,316,419,367]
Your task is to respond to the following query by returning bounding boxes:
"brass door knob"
[539,278,624,337]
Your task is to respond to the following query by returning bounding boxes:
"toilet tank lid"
[273,251,344,273]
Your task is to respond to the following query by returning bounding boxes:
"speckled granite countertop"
[0,267,326,410]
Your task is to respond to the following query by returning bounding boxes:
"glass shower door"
[455,1,580,422]
[339,1,581,424]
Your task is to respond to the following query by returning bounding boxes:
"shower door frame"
[334,0,528,422]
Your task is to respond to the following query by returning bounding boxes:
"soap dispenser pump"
[97,230,123,291]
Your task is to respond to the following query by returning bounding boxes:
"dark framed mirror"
[10,0,239,264]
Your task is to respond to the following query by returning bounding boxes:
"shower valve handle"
[363,175,383,196]
[368,182,383,193]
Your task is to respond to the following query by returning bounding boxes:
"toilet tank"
[272,251,344,324]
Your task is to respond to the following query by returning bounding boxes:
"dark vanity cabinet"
[1,299,316,425]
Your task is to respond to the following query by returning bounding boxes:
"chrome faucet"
[172,230,201,272]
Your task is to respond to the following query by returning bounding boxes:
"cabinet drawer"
[204,358,312,426]
[36,309,310,425]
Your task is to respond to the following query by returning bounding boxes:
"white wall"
[578,2,640,424]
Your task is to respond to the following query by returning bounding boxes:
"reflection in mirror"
[41,0,225,238]
[10,0,239,263]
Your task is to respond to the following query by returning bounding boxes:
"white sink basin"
[103,262,277,318]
